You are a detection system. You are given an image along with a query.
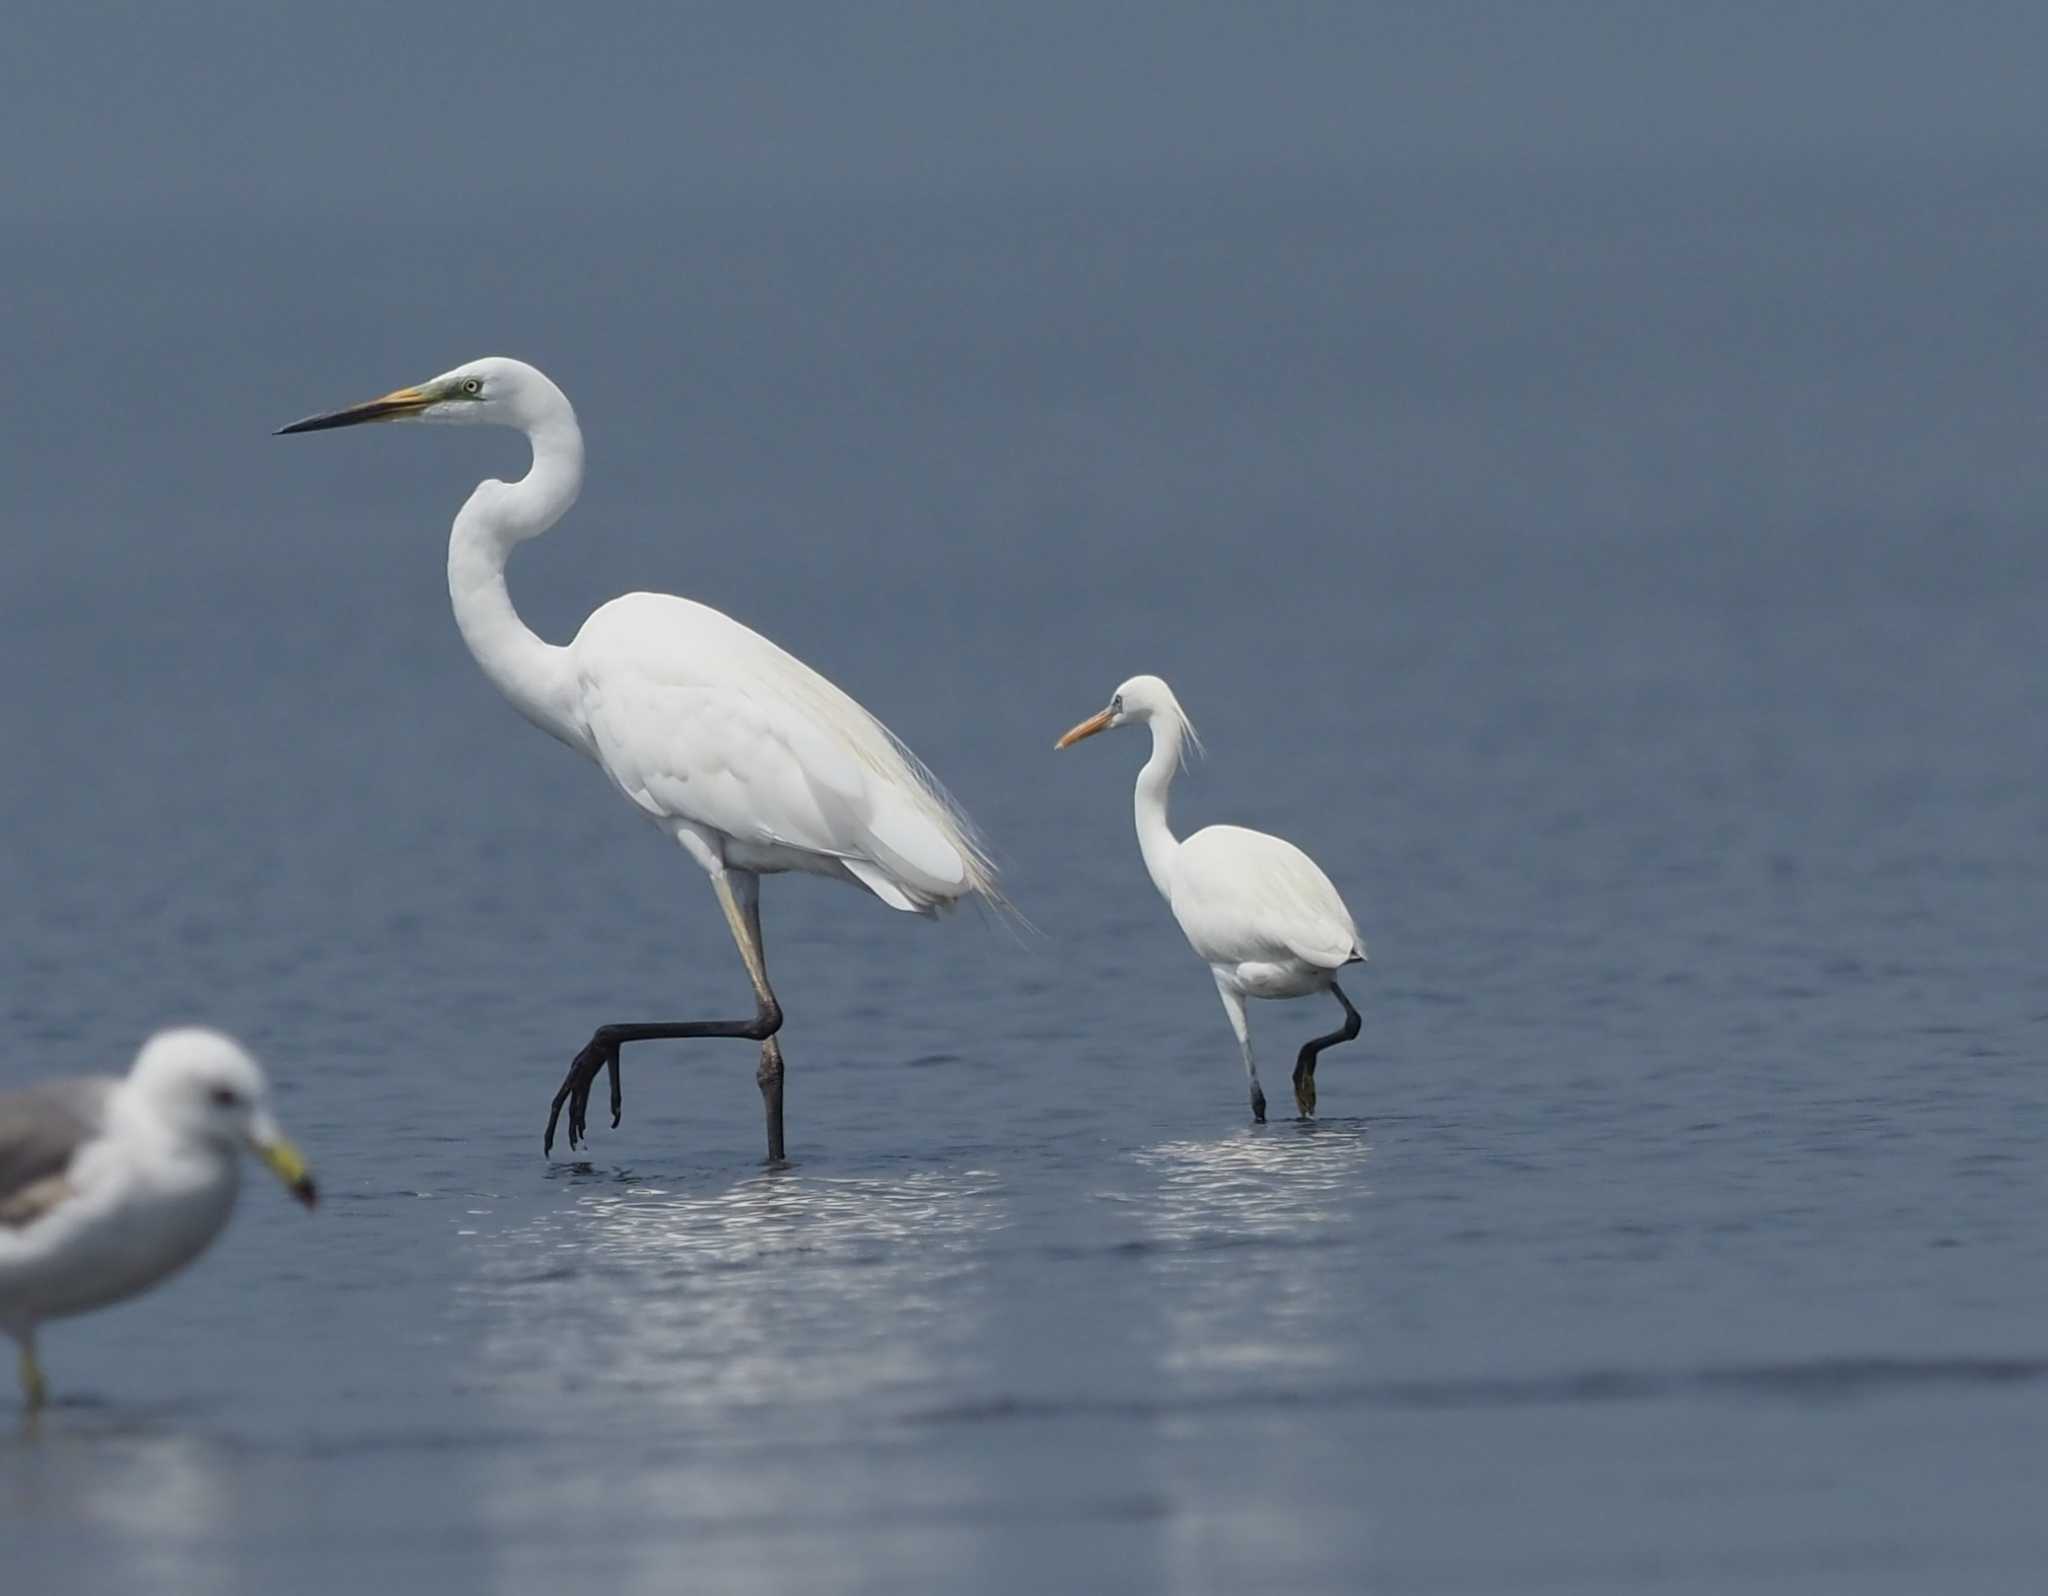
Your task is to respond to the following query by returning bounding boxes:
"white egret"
[0,1028,316,1410]
[1057,675,1366,1122]
[279,358,999,1161]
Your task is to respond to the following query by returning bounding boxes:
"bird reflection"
[1,1426,236,1591]
[1135,1121,1372,1243]
[460,1167,1007,1418]
[1127,1122,1373,1380]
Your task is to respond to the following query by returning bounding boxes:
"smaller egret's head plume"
[1055,674,1199,756]
[276,357,564,436]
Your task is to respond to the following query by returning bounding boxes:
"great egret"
[1056,675,1366,1122]
[0,1028,315,1410]
[279,357,999,1162]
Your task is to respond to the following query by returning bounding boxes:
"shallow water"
[3,163,2046,1591]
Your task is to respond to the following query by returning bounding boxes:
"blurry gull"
[0,1027,315,1411]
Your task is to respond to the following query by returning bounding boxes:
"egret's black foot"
[1250,1085,1268,1124]
[544,1034,622,1155]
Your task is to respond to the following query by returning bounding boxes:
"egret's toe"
[545,1036,621,1156]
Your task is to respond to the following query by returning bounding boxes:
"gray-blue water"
[4,164,2046,1592]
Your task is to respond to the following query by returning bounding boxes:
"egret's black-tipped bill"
[276,385,431,435]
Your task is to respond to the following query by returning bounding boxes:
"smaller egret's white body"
[0,1028,316,1409]
[1170,825,1363,995]
[1058,675,1366,1121]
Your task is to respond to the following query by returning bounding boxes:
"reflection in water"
[463,1166,1007,1418]
[1,1425,239,1593]
[1134,1120,1374,1246]
[1128,1123,1381,1589]
[458,1166,1010,1596]
[1123,1119,1375,1382]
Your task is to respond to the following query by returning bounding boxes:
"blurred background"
[2,5,2045,1593]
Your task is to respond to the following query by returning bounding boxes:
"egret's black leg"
[1212,975,1266,1123]
[542,870,788,1158]
[544,1000,782,1154]
[731,872,786,1164]
[1291,982,1360,1119]
[757,1037,785,1164]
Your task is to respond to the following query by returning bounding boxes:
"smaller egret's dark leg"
[1291,982,1361,1119]
[543,871,785,1157]
[1212,974,1266,1123]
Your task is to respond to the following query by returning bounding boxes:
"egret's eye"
[462,377,483,396]
[209,1086,242,1108]
[1111,694,1124,713]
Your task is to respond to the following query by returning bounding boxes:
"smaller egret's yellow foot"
[1293,1074,1316,1119]
[20,1345,48,1413]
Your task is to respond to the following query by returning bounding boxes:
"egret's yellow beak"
[252,1134,318,1209]
[1055,707,1115,750]
[276,385,432,435]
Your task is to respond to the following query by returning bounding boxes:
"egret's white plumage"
[0,1028,315,1410]
[572,592,990,911]
[280,357,997,1160]
[1057,675,1366,1121]
[1170,825,1364,982]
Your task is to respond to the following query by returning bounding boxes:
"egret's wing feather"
[1172,825,1363,970]
[587,677,846,843]
[0,1078,112,1228]
[844,858,919,912]
[572,594,997,909]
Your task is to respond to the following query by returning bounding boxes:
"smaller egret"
[0,1028,316,1411]
[1057,676,1367,1122]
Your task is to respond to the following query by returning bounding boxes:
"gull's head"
[127,1028,317,1208]
[276,356,564,437]
[1055,674,1196,752]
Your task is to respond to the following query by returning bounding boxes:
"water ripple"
[457,1166,1009,1421]
[908,1353,2048,1426]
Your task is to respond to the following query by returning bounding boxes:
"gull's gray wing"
[0,1077,114,1228]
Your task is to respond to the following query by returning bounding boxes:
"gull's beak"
[276,385,433,436]
[1055,706,1115,750]
[250,1127,318,1209]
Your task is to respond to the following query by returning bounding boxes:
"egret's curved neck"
[1134,716,1184,897]
[447,410,586,749]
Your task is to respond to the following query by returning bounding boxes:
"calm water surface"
[2,164,2045,1591]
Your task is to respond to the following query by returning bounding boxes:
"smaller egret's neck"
[1133,715,1184,898]
[446,414,586,749]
